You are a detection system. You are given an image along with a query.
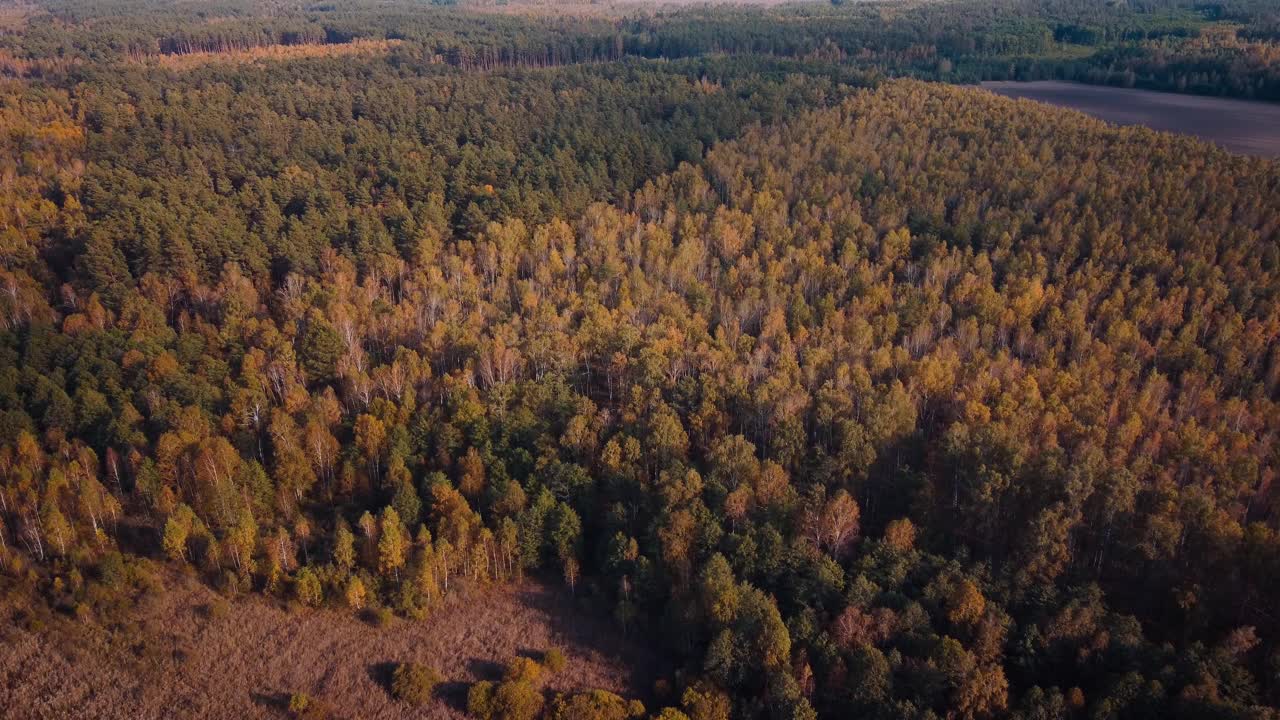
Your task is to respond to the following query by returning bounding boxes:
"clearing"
[0,576,662,719]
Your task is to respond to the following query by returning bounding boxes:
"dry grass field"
[0,575,663,719]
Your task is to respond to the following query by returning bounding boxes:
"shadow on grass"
[250,690,290,713]
[515,585,664,701]
[467,656,505,681]
[367,660,397,692]
[437,679,472,713]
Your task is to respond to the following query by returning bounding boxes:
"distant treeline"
[5,0,1280,100]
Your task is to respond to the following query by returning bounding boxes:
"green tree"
[162,503,196,562]
[333,522,356,573]
[295,566,323,607]
[345,575,368,611]
[378,506,407,581]
[299,312,343,385]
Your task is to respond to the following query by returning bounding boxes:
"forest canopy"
[2,0,1280,719]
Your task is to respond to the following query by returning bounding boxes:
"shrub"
[288,692,329,720]
[202,597,230,620]
[469,679,543,720]
[548,689,642,720]
[497,680,544,720]
[373,607,395,627]
[391,662,442,706]
[468,681,497,719]
[503,656,542,684]
[543,646,567,674]
[97,551,127,590]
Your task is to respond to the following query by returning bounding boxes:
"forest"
[2,0,1280,719]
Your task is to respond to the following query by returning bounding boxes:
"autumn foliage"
[2,1,1280,719]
